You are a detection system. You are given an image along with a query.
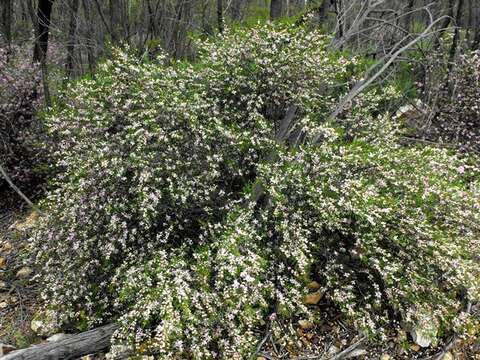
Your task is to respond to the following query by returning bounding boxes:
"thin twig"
[294,336,366,360]
[0,164,40,213]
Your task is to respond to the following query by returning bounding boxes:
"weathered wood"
[1,324,118,360]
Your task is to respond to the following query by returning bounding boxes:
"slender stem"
[0,164,40,212]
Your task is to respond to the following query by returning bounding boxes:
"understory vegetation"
[24,25,480,358]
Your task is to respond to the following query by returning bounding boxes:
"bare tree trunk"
[332,0,343,43]
[81,0,96,73]
[146,0,157,40]
[433,0,455,49]
[217,0,224,33]
[65,0,80,80]
[317,0,331,21]
[231,0,245,21]
[270,0,283,20]
[472,0,480,49]
[33,0,55,63]
[448,0,465,65]
[404,0,415,32]
[1,0,12,52]
[33,0,54,107]
[109,0,119,43]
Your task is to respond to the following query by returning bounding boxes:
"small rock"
[0,344,16,356]
[298,320,314,330]
[0,242,12,253]
[303,291,323,305]
[380,354,391,360]
[0,281,7,289]
[0,257,6,268]
[410,312,437,348]
[16,267,33,278]
[47,333,69,342]
[307,281,321,291]
[411,344,421,352]
[411,328,432,348]
[0,301,8,309]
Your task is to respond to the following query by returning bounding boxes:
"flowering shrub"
[0,46,46,199]
[421,51,480,153]
[31,24,480,358]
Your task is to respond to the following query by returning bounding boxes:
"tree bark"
[403,0,415,32]
[433,0,455,49]
[65,0,80,80]
[451,0,464,54]
[33,0,55,63]
[2,324,118,360]
[270,0,283,20]
[217,0,224,34]
[109,0,120,43]
[471,0,480,49]
[81,0,96,73]
[230,0,245,21]
[448,0,465,67]
[332,0,343,43]
[1,0,12,51]
[317,0,331,21]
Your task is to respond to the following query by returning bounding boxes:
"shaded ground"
[0,200,40,351]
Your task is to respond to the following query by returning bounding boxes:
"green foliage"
[31,24,480,358]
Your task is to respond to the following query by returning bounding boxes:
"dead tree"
[2,323,118,360]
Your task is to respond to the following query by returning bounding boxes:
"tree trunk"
[81,0,96,73]
[471,0,480,49]
[332,0,343,43]
[217,0,224,34]
[33,0,55,63]
[317,0,331,21]
[2,324,118,360]
[270,0,283,20]
[109,0,119,43]
[448,0,465,65]
[404,0,415,32]
[433,0,455,49]
[65,0,80,80]
[1,0,12,51]
[33,0,54,107]
[230,0,245,21]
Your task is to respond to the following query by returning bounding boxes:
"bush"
[0,46,46,201]
[31,25,480,358]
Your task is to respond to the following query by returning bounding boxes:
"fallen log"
[1,323,118,360]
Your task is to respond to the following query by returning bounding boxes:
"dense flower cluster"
[0,46,45,199]
[422,51,480,153]
[30,25,480,358]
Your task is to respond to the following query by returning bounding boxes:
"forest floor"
[0,203,479,359]
[0,202,39,353]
